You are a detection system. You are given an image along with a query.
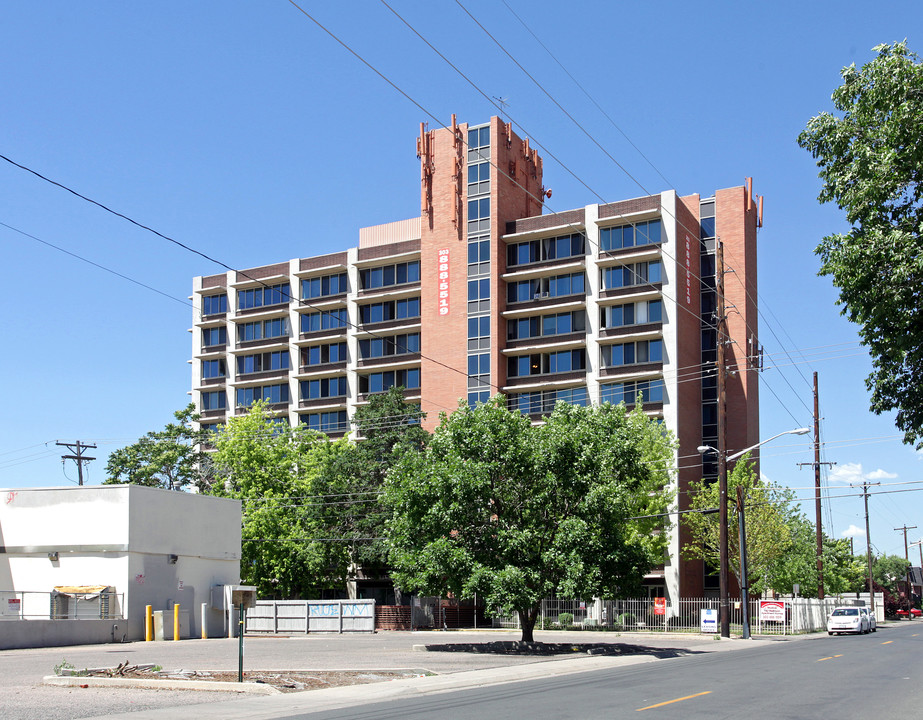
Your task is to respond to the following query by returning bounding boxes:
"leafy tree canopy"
[798,41,923,446]
[871,553,912,592]
[207,401,348,598]
[314,387,429,573]
[104,403,209,490]
[383,397,676,642]
[683,454,804,596]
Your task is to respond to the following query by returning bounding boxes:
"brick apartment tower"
[190,116,761,600]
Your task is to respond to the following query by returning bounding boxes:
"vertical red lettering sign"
[437,248,450,316]
[684,235,693,305]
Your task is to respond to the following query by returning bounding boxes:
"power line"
[0,220,194,313]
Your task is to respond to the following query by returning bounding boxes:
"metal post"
[173,603,180,641]
[736,485,750,640]
[238,603,245,683]
[145,605,153,642]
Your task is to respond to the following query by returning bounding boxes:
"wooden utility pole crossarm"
[56,440,97,486]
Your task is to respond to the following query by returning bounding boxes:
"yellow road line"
[637,691,712,711]
[882,640,893,645]
[817,654,843,662]
[912,634,919,637]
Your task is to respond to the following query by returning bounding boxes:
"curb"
[42,675,281,695]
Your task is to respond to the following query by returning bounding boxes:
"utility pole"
[56,440,96,486]
[796,372,835,599]
[851,481,880,613]
[895,524,917,609]
[716,241,730,639]
[912,539,923,568]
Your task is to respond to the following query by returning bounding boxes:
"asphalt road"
[280,623,923,719]
[0,629,720,720]
[5,624,919,719]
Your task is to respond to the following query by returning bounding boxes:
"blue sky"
[2,1,921,564]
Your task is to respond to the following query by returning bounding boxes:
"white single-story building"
[0,484,241,648]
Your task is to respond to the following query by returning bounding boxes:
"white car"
[859,607,877,632]
[827,606,870,635]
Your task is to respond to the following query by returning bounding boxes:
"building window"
[201,390,226,411]
[601,339,663,367]
[507,349,587,378]
[600,300,662,329]
[300,410,348,433]
[359,261,420,290]
[302,273,348,299]
[202,326,227,347]
[506,273,585,303]
[359,297,421,324]
[467,237,490,277]
[507,311,586,340]
[301,308,348,333]
[236,383,290,408]
[467,125,490,161]
[202,359,227,379]
[600,261,662,290]
[468,197,490,222]
[300,376,347,400]
[237,350,290,375]
[238,317,290,342]
[467,353,490,377]
[506,234,585,267]
[359,368,420,394]
[508,386,589,415]
[467,391,490,407]
[600,219,662,252]
[358,333,420,359]
[600,379,665,405]
[468,315,490,351]
[468,278,490,301]
[467,161,490,197]
[302,342,347,366]
[238,283,291,310]
[202,294,228,315]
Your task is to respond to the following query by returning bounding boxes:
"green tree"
[798,42,923,446]
[871,553,911,593]
[104,403,209,490]
[683,454,801,596]
[314,387,429,578]
[769,521,867,597]
[207,401,347,597]
[383,397,675,642]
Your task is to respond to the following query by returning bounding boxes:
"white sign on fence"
[700,608,718,633]
[759,600,786,622]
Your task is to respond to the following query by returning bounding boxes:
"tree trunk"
[518,606,539,643]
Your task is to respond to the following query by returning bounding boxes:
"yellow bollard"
[174,603,180,641]
[145,605,153,642]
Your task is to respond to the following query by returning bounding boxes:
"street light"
[698,427,810,638]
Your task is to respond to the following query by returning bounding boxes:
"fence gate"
[246,599,375,634]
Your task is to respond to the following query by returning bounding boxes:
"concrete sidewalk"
[3,629,806,720]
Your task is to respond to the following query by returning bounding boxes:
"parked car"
[895,607,922,619]
[827,607,869,635]
[859,607,877,632]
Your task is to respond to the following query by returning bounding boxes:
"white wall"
[0,485,241,642]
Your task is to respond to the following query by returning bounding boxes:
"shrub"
[616,612,637,628]
[558,612,574,627]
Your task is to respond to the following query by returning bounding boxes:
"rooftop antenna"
[493,96,510,122]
